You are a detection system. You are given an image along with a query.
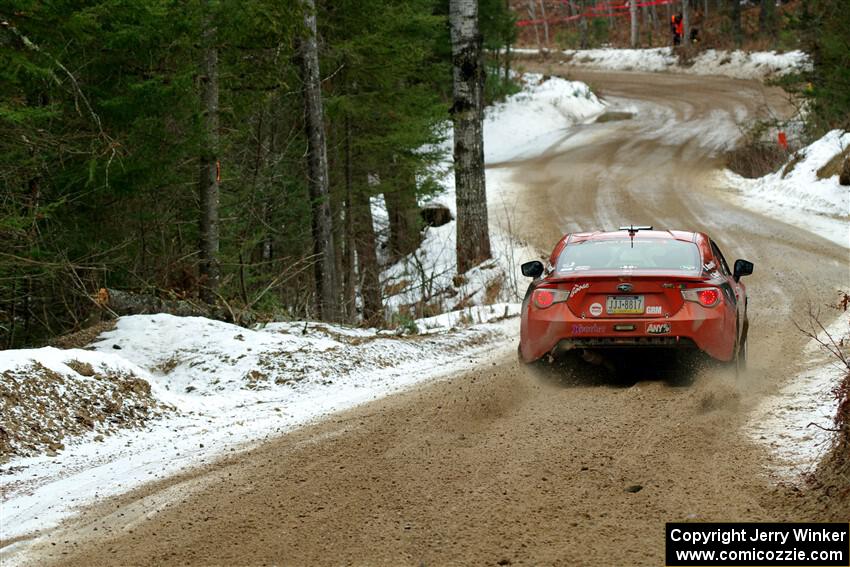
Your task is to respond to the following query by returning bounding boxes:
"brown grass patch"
[781,151,805,178]
[383,279,411,298]
[154,356,181,375]
[816,147,850,180]
[1,361,162,461]
[48,320,116,349]
[726,140,790,179]
[65,360,95,377]
[484,278,503,304]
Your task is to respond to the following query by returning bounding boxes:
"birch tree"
[300,0,339,321]
[527,0,541,50]
[539,0,550,48]
[630,0,638,48]
[198,0,220,304]
[450,0,491,274]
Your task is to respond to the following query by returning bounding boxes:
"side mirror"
[733,259,754,282]
[521,260,544,278]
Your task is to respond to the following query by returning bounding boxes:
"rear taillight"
[532,288,570,309]
[681,287,721,307]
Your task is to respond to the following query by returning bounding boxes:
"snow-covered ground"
[381,73,605,314]
[484,74,605,163]
[726,132,849,474]
[0,308,519,547]
[722,130,850,249]
[513,47,811,80]
[748,313,850,478]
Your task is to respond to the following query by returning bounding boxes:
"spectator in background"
[671,13,683,46]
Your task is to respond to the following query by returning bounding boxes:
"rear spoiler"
[544,271,708,284]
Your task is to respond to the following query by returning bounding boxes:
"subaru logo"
[617,283,633,292]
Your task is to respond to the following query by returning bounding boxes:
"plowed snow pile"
[90,311,516,399]
[0,349,163,462]
[723,129,850,248]
[513,47,810,80]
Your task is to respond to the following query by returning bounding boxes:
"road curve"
[30,69,849,566]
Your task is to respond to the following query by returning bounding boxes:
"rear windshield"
[556,238,701,273]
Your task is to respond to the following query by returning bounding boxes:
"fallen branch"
[99,288,231,322]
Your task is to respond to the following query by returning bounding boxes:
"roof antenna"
[619,225,653,248]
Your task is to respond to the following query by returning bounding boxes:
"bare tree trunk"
[630,0,639,47]
[539,0,550,48]
[580,0,589,48]
[759,0,775,36]
[384,186,421,261]
[450,0,491,274]
[352,189,382,325]
[704,0,708,19]
[682,0,690,45]
[198,0,220,305]
[504,0,512,79]
[527,0,541,50]
[651,2,659,34]
[731,0,742,47]
[342,116,357,321]
[101,288,230,321]
[300,0,339,322]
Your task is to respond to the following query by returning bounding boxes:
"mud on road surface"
[22,68,850,566]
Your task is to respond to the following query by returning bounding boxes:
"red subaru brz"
[519,227,753,368]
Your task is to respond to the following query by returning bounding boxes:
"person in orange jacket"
[671,13,683,46]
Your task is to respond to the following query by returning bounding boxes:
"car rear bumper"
[519,302,733,362]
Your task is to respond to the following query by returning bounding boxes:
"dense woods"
[0,0,516,346]
[1,0,846,348]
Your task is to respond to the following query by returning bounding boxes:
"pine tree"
[198,0,221,304]
[299,0,339,321]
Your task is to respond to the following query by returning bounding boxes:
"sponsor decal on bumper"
[646,322,672,334]
[572,323,606,335]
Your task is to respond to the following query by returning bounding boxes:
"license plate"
[606,295,644,314]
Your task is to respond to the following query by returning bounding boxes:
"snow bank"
[723,130,850,248]
[513,47,811,80]
[485,74,605,163]
[0,310,519,544]
[90,313,516,402]
[748,313,850,478]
